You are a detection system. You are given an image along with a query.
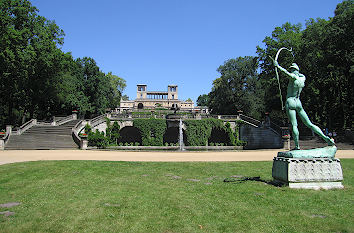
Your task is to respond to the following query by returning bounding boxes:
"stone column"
[6,125,12,135]
[52,116,56,126]
[80,139,88,150]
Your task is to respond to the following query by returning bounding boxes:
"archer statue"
[271,48,335,150]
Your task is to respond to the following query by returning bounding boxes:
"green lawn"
[0,159,353,233]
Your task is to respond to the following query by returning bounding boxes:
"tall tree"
[256,22,303,124]
[208,56,263,118]
[106,72,126,107]
[196,94,209,106]
[0,0,65,124]
[0,0,126,127]
[257,1,353,128]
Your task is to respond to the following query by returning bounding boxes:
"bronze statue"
[271,49,334,150]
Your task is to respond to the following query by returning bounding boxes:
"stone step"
[5,120,80,150]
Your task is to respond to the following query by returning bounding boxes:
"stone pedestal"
[272,157,343,189]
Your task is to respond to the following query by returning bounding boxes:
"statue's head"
[289,63,299,71]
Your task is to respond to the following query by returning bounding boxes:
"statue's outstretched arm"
[272,58,296,80]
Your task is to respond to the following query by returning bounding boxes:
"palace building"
[119,84,196,111]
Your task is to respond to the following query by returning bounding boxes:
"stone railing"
[270,121,283,137]
[89,114,107,128]
[72,120,87,149]
[219,115,239,120]
[12,119,37,135]
[56,113,77,126]
[37,113,77,126]
[239,114,261,127]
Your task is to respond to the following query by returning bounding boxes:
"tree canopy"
[205,1,353,129]
[208,56,264,118]
[0,0,126,128]
[256,0,353,128]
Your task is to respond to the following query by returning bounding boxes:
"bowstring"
[275,47,294,111]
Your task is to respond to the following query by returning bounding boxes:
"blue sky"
[31,0,342,103]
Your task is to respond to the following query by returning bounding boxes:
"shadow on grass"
[223,176,285,187]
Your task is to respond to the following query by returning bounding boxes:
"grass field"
[0,159,353,232]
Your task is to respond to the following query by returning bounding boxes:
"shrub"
[88,129,108,149]
[84,123,92,134]
[111,121,120,144]
[133,119,167,146]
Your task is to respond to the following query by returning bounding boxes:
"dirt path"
[0,149,353,165]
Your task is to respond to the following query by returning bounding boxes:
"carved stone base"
[272,157,344,190]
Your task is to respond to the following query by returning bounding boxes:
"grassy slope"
[0,159,353,233]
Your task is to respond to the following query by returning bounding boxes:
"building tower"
[137,84,147,99]
[168,85,178,100]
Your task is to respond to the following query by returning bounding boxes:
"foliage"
[84,123,92,134]
[86,118,244,147]
[0,0,126,128]
[208,56,264,119]
[196,94,209,106]
[121,94,129,100]
[111,121,120,144]
[133,119,167,146]
[88,129,108,148]
[184,118,240,146]
[256,1,353,128]
[225,122,236,146]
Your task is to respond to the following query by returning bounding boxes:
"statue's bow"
[272,47,293,111]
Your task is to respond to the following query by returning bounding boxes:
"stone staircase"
[5,120,80,150]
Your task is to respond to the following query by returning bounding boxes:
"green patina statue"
[271,52,335,150]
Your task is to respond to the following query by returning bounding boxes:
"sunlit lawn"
[0,159,353,232]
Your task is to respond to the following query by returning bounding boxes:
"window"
[172,94,174,99]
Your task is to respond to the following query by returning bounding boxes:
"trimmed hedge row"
[87,118,244,148]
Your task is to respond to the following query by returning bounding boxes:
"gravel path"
[0,149,353,165]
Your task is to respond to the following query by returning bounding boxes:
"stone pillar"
[52,116,56,126]
[6,125,12,135]
[80,139,88,150]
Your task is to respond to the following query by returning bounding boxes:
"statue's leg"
[286,108,300,149]
[298,108,335,145]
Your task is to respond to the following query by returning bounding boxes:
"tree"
[257,1,353,129]
[0,0,65,125]
[196,94,209,106]
[0,0,127,127]
[121,95,129,101]
[106,72,126,107]
[208,56,263,118]
[256,22,303,124]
